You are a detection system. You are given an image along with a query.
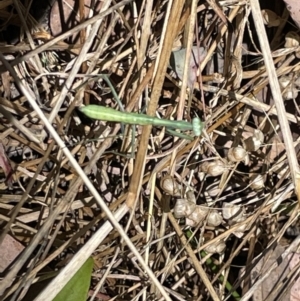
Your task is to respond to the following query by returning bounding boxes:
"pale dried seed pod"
[174,199,188,218]
[279,75,298,100]
[234,221,248,235]
[222,203,248,237]
[186,208,198,227]
[284,31,300,48]
[174,199,196,219]
[160,175,181,196]
[227,146,247,162]
[186,190,196,204]
[222,203,244,222]
[232,215,248,237]
[185,201,196,217]
[204,240,226,254]
[250,174,264,190]
[201,160,226,177]
[186,205,209,227]
[207,210,223,227]
[185,218,197,227]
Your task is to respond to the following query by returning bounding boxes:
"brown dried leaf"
[0,235,24,273]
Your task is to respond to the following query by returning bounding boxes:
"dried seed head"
[204,240,226,254]
[207,210,223,227]
[201,160,226,177]
[227,214,248,237]
[222,203,248,237]
[284,31,300,48]
[279,75,298,100]
[222,203,244,222]
[250,174,265,190]
[174,199,194,219]
[186,206,209,227]
[207,161,226,176]
[227,146,247,162]
[234,218,248,237]
[186,190,196,204]
[160,175,181,196]
[174,199,188,218]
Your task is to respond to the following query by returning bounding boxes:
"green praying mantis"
[80,105,204,138]
[77,73,204,140]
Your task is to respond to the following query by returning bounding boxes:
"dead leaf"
[0,235,24,273]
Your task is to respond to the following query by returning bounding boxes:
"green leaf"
[53,257,94,301]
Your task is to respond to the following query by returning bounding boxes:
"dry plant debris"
[0,0,300,300]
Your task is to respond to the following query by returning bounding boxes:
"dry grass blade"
[127,0,185,203]
[250,0,300,201]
